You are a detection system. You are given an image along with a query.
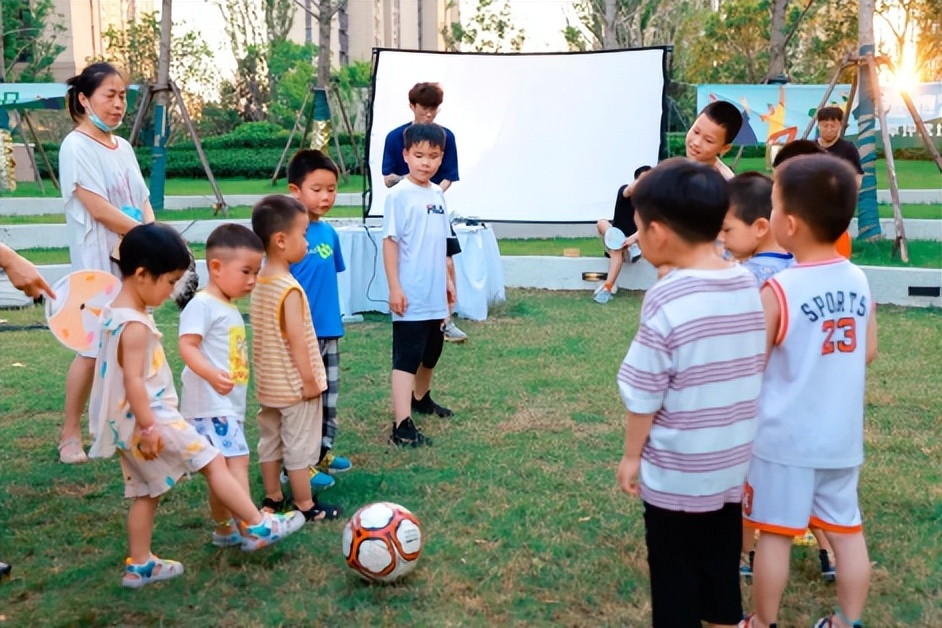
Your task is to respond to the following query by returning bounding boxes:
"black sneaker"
[412,391,453,418]
[389,417,433,447]
[819,548,836,582]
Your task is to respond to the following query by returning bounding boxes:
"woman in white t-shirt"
[58,62,153,464]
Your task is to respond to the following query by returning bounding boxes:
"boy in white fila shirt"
[383,123,460,448]
[742,154,878,628]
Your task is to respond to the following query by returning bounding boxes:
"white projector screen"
[366,48,667,223]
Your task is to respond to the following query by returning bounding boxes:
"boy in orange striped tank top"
[250,195,342,522]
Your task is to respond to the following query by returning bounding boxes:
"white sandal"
[58,437,88,464]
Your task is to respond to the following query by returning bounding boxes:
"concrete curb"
[0,189,938,216]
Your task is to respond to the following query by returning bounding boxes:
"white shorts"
[187,416,250,458]
[742,457,863,536]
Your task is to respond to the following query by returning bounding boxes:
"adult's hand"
[0,244,55,299]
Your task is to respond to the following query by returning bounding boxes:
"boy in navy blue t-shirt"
[288,150,352,489]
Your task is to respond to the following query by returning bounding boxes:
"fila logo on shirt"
[426,204,445,215]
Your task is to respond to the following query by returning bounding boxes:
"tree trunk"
[603,0,617,50]
[766,0,788,82]
[0,3,6,81]
[317,1,333,87]
[855,0,882,240]
[150,0,173,210]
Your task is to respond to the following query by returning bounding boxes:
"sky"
[172,0,576,85]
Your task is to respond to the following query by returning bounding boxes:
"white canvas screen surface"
[367,48,667,223]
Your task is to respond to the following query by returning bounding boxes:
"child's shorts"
[119,415,219,499]
[644,501,743,627]
[392,320,444,374]
[743,457,862,535]
[187,416,249,458]
[257,398,322,471]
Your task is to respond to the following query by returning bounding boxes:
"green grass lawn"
[12,237,941,268]
[0,205,365,225]
[733,157,942,189]
[0,290,938,625]
[4,175,366,198]
[495,238,942,269]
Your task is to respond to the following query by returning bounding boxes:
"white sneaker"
[442,319,468,343]
[593,285,613,304]
[628,243,642,263]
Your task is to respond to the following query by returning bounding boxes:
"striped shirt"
[250,274,326,408]
[618,266,766,513]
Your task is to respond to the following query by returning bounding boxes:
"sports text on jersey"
[800,290,868,323]
[426,204,445,215]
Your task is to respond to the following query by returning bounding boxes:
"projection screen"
[365,48,668,223]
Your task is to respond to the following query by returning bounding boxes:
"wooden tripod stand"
[802,53,942,263]
[270,84,361,185]
[128,80,228,216]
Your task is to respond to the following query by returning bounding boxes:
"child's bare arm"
[120,322,163,458]
[865,308,878,365]
[383,237,407,316]
[617,411,656,496]
[446,256,457,307]
[179,334,234,395]
[760,285,781,360]
[282,289,321,399]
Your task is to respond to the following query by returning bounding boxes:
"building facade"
[47,0,155,82]
[289,0,459,66]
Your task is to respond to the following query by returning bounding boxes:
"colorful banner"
[696,82,942,145]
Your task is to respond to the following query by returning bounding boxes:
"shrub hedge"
[39,131,366,179]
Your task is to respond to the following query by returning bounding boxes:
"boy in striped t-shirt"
[617,158,766,628]
[250,195,342,523]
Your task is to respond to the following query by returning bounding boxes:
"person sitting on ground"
[593,165,651,304]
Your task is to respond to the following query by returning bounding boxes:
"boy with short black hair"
[719,172,794,286]
[383,123,458,447]
[743,154,877,628]
[250,195,342,522]
[773,139,852,260]
[179,223,265,547]
[616,158,766,628]
[287,149,352,490]
[686,101,744,180]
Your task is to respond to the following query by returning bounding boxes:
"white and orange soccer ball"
[342,502,423,583]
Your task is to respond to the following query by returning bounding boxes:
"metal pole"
[149,1,173,210]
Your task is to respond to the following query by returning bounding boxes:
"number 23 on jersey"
[820,317,857,355]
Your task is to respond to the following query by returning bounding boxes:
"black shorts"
[643,501,743,627]
[392,320,445,374]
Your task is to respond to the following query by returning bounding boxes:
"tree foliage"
[441,0,525,53]
[95,11,215,144]
[875,0,942,81]
[214,0,299,121]
[99,12,215,89]
[1,0,65,81]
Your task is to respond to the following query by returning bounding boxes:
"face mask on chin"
[85,102,122,133]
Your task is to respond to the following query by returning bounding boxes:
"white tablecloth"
[335,223,505,320]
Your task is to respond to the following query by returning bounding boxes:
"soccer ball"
[342,502,423,583]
